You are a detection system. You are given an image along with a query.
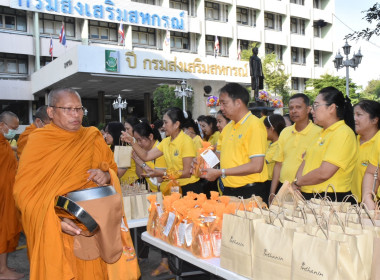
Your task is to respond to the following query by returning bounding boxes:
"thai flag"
[49,36,53,58]
[237,40,241,60]
[214,36,219,58]
[164,29,170,47]
[118,23,125,45]
[59,23,66,47]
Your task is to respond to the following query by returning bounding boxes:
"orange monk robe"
[14,123,140,280]
[16,123,37,158]
[0,133,22,254]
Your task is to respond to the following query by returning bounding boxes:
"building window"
[265,12,282,31]
[0,53,28,74]
[314,50,321,66]
[265,43,283,60]
[290,17,305,35]
[314,25,321,37]
[0,7,27,32]
[170,0,188,11]
[237,7,256,26]
[291,47,307,64]
[265,43,275,55]
[89,21,117,41]
[39,14,75,37]
[40,56,55,68]
[205,2,220,21]
[132,0,155,4]
[240,40,251,51]
[132,26,156,46]
[171,31,189,50]
[206,35,221,55]
[290,0,305,5]
[313,0,321,9]
[291,77,299,90]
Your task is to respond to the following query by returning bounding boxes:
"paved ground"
[8,233,219,280]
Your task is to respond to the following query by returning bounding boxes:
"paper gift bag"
[114,144,132,168]
[371,228,380,280]
[220,212,264,279]
[131,194,146,219]
[123,196,132,220]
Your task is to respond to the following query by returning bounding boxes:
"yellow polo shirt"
[301,120,357,193]
[273,121,321,183]
[351,131,380,202]
[265,141,279,181]
[121,158,138,182]
[217,111,268,187]
[208,131,220,146]
[157,130,199,186]
[193,135,204,151]
[260,116,266,123]
[368,133,380,197]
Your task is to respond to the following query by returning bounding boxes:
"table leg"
[133,228,138,257]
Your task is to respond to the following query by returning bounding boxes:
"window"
[265,13,282,31]
[89,21,117,41]
[206,35,221,55]
[291,77,299,90]
[313,0,321,9]
[170,0,188,11]
[291,47,306,64]
[40,56,55,68]
[0,7,27,32]
[205,2,220,21]
[40,14,75,37]
[314,50,321,66]
[132,0,155,4]
[314,25,321,37]
[0,53,28,74]
[240,40,250,50]
[265,43,275,55]
[237,7,256,26]
[265,43,283,60]
[290,0,304,5]
[290,17,305,35]
[132,26,156,46]
[171,31,189,50]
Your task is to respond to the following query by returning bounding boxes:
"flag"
[118,23,125,45]
[49,36,53,59]
[214,35,219,58]
[237,40,241,60]
[163,29,170,53]
[59,23,66,47]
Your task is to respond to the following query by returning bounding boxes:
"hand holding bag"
[114,140,132,168]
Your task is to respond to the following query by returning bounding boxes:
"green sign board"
[105,50,119,72]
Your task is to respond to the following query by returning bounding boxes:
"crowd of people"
[1,83,380,279]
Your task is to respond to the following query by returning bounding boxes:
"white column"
[34,12,40,71]
[198,0,206,57]
[81,19,89,45]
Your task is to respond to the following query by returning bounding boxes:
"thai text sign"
[11,0,188,32]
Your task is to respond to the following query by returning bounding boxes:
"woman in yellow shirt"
[351,100,380,202]
[120,117,140,183]
[216,110,230,132]
[198,115,220,146]
[183,119,204,151]
[263,114,285,202]
[292,87,357,201]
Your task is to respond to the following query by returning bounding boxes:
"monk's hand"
[120,131,134,144]
[87,169,111,185]
[200,168,221,182]
[61,218,81,236]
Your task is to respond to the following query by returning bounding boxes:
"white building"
[0,0,335,125]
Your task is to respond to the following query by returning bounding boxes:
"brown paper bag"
[114,144,132,168]
[123,196,132,220]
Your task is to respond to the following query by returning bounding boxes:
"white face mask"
[160,131,166,139]
[4,129,17,139]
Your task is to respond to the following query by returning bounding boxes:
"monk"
[0,111,23,280]
[14,88,140,280]
[17,105,50,158]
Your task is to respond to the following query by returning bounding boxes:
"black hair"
[186,110,193,120]
[216,110,230,123]
[133,122,162,142]
[105,122,125,151]
[197,115,207,122]
[283,113,294,125]
[164,107,186,129]
[319,87,355,131]
[264,114,286,136]
[139,117,150,124]
[261,108,268,116]
[219,83,249,106]
[153,119,163,129]
[125,116,140,133]
[289,93,310,106]
[203,115,218,136]
[183,119,201,136]
[354,100,380,129]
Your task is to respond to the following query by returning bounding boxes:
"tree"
[361,79,380,101]
[346,3,380,41]
[304,74,360,103]
[153,85,185,119]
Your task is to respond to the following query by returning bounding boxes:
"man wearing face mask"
[0,111,24,280]
[17,105,50,159]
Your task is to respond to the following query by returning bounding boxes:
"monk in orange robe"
[17,105,50,159]
[0,111,23,280]
[14,89,140,280]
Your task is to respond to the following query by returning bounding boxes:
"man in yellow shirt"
[201,83,268,199]
[270,94,321,199]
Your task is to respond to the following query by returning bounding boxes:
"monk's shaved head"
[48,88,81,107]
[0,111,19,123]
[34,105,50,122]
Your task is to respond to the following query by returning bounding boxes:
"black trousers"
[223,182,269,200]
[300,190,355,203]
[181,179,207,196]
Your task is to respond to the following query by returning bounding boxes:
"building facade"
[0,0,335,127]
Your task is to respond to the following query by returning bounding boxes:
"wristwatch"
[141,163,147,168]
[293,177,300,188]
[221,169,226,179]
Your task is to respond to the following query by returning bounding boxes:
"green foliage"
[362,79,380,101]
[346,3,380,41]
[304,74,360,103]
[240,42,260,61]
[262,53,291,105]
[153,85,185,119]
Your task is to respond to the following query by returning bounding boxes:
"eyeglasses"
[50,106,86,114]
[311,103,330,110]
